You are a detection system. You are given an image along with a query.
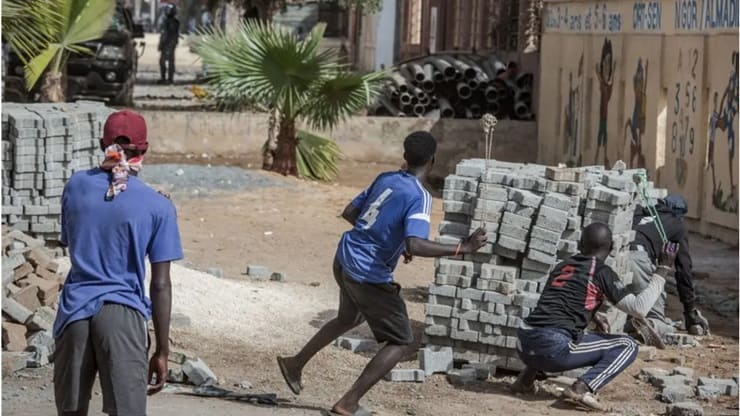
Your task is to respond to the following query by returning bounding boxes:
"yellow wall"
[538,0,738,231]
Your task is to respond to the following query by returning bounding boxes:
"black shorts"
[333,258,414,345]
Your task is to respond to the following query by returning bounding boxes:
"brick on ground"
[385,369,425,382]
[2,351,31,375]
[10,284,41,310]
[2,321,27,351]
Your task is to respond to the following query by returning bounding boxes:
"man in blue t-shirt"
[53,110,183,416]
[277,132,488,416]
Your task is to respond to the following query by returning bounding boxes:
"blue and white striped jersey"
[336,171,431,284]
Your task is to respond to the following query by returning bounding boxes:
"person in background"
[53,110,183,416]
[627,195,709,338]
[158,3,179,85]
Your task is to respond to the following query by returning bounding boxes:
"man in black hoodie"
[628,194,709,337]
[158,3,179,85]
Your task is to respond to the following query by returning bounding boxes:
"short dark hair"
[403,131,437,167]
[580,222,613,255]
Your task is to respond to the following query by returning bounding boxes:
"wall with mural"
[538,0,738,233]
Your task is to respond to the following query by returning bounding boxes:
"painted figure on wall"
[708,51,739,213]
[624,58,648,169]
[564,54,584,166]
[594,38,616,167]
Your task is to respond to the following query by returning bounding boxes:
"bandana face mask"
[100,143,144,201]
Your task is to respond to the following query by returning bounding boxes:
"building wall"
[138,111,537,180]
[538,0,738,233]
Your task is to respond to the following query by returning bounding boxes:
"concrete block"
[671,367,695,378]
[483,291,513,305]
[443,201,473,215]
[477,184,509,201]
[428,284,457,298]
[167,368,187,383]
[513,293,540,309]
[493,244,520,259]
[26,344,50,368]
[666,402,703,416]
[439,221,470,236]
[246,265,270,279]
[435,274,472,288]
[501,211,532,229]
[480,264,518,282]
[27,306,56,332]
[447,368,478,385]
[455,161,485,178]
[419,346,453,376]
[443,190,477,203]
[530,226,561,242]
[3,351,32,375]
[336,337,377,353]
[26,248,53,270]
[529,237,558,255]
[11,285,40,311]
[2,322,27,351]
[27,329,54,355]
[638,346,657,361]
[508,189,543,208]
[526,249,556,265]
[664,333,699,347]
[545,167,579,181]
[450,328,479,342]
[424,325,449,337]
[542,192,573,211]
[182,358,218,386]
[548,181,584,196]
[659,384,694,403]
[458,287,484,301]
[462,362,496,380]
[697,377,738,396]
[472,209,504,223]
[504,201,536,218]
[588,185,631,206]
[481,170,510,185]
[437,259,475,277]
[498,223,529,241]
[497,235,527,253]
[445,175,479,192]
[474,199,506,213]
[385,368,425,382]
[479,311,507,326]
[521,258,552,274]
[2,296,33,324]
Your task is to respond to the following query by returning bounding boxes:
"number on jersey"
[359,188,393,229]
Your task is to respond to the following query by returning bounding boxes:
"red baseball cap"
[102,110,148,153]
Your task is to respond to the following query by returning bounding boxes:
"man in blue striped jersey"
[278,131,487,416]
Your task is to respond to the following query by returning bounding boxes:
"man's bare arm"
[406,227,488,258]
[341,203,361,226]
[148,261,172,395]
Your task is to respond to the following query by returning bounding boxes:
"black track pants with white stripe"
[517,327,639,392]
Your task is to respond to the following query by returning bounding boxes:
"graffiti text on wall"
[670,48,700,187]
[707,51,738,213]
[675,0,739,30]
[544,0,739,33]
[544,4,624,32]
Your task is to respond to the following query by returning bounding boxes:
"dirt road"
[3,161,738,415]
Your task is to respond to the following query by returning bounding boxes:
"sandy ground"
[3,161,738,416]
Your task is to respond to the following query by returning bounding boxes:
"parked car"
[3,4,144,106]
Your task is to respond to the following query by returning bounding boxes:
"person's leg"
[167,48,176,83]
[332,279,414,414]
[91,304,148,416]
[159,51,167,82]
[570,333,638,393]
[278,260,364,392]
[54,319,97,416]
[332,343,410,415]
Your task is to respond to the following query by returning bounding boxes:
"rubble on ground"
[423,159,668,371]
[335,336,377,353]
[2,228,65,374]
[636,366,738,409]
[166,349,219,387]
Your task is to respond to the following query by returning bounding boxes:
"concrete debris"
[666,402,704,416]
[696,377,738,397]
[246,265,270,280]
[638,346,657,361]
[2,322,27,351]
[385,369,425,382]
[419,346,454,376]
[182,358,218,386]
[664,334,699,347]
[335,336,377,353]
[659,384,694,403]
[423,159,666,370]
[237,380,252,389]
[462,362,495,380]
[447,368,478,385]
[270,272,287,282]
[167,368,187,383]
[2,351,31,376]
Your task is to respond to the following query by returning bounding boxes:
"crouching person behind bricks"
[53,110,183,416]
[510,222,678,411]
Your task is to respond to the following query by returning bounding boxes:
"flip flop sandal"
[630,316,666,350]
[276,356,302,395]
[331,406,373,416]
[562,388,606,412]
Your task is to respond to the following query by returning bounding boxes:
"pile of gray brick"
[2,102,114,242]
[424,159,668,371]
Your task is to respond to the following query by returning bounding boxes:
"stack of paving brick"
[2,102,113,242]
[424,159,667,371]
[2,228,65,374]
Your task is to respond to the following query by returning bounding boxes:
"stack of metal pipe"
[370,54,535,120]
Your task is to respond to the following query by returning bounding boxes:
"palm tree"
[193,20,386,178]
[2,0,115,102]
